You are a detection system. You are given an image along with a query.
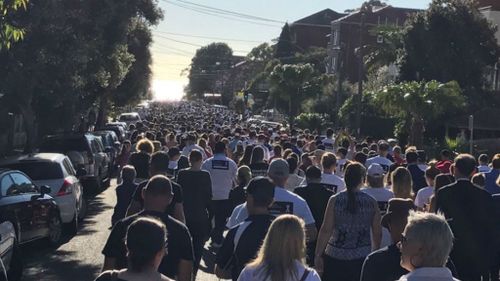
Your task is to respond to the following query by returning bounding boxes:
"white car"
[118,112,142,127]
[0,221,22,280]
[0,153,87,234]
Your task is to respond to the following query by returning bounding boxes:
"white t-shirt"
[182,144,207,160]
[227,187,315,228]
[322,138,335,152]
[365,155,393,172]
[238,261,321,281]
[478,165,491,173]
[201,154,237,200]
[414,186,434,209]
[321,173,346,194]
[335,159,348,177]
[361,187,394,205]
[285,174,305,192]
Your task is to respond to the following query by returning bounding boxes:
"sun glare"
[152,80,186,102]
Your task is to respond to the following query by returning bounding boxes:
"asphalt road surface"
[22,180,218,281]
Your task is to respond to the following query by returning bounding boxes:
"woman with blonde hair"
[392,167,414,200]
[238,215,321,281]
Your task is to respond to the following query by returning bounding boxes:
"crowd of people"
[96,101,500,281]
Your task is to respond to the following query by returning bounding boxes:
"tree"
[186,42,233,101]
[399,0,500,110]
[364,25,404,73]
[269,63,314,128]
[375,80,465,147]
[275,23,294,60]
[0,0,28,49]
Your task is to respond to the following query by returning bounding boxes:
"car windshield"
[0,162,63,180]
[40,137,89,153]
[119,115,139,121]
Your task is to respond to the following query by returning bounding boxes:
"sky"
[151,0,432,101]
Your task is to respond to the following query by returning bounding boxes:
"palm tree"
[375,80,465,146]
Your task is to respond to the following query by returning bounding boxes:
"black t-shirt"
[132,179,183,216]
[128,152,150,179]
[215,214,274,281]
[294,183,334,230]
[360,244,406,281]
[361,244,458,281]
[176,169,212,228]
[249,163,269,178]
[102,210,194,279]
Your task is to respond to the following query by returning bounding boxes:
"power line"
[162,0,282,28]
[154,34,251,53]
[153,30,263,44]
[174,0,285,24]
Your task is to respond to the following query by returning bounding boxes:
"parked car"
[0,221,22,281]
[118,112,141,127]
[39,133,110,191]
[92,130,119,170]
[0,169,62,247]
[0,153,87,234]
[102,124,126,142]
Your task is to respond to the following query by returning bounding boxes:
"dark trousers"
[322,255,365,281]
[209,199,232,244]
[187,221,209,276]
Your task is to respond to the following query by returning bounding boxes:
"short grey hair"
[405,211,454,267]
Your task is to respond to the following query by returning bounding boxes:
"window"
[63,158,76,176]
[0,162,63,180]
[1,176,15,197]
[334,30,339,46]
[6,173,38,195]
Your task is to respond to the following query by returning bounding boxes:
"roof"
[477,0,500,10]
[332,5,421,24]
[291,9,347,27]
[0,153,66,165]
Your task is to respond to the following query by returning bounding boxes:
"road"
[21,180,218,281]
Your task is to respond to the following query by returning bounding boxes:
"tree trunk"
[20,104,36,154]
[410,116,424,148]
[95,94,109,130]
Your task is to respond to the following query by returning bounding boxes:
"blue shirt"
[484,169,500,195]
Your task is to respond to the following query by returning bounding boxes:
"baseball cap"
[367,163,385,177]
[267,159,290,178]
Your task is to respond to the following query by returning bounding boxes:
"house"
[478,0,500,92]
[326,5,420,82]
[289,9,346,52]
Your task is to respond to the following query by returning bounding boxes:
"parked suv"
[92,130,119,170]
[0,169,62,247]
[0,153,87,234]
[39,133,110,191]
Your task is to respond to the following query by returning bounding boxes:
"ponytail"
[344,162,366,214]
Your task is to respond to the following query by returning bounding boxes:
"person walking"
[314,162,382,281]
[111,166,138,226]
[237,215,321,281]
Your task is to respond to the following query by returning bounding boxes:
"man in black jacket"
[437,154,498,281]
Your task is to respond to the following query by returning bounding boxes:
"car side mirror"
[40,185,51,196]
[76,168,87,177]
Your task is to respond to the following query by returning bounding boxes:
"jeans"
[209,199,232,244]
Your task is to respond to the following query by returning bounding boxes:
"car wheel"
[78,197,88,221]
[64,210,78,236]
[48,214,63,247]
[7,242,23,281]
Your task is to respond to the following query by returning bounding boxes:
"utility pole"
[355,7,366,138]
[335,45,343,129]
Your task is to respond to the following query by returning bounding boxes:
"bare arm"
[173,203,186,224]
[214,264,232,280]
[176,259,193,281]
[314,197,336,275]
[371,201,382,251]
[102,257,116,272]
